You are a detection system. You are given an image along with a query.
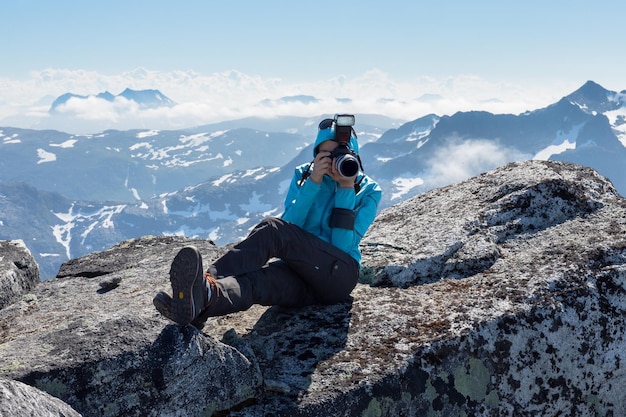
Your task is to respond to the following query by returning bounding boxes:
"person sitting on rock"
[153,115,382,329]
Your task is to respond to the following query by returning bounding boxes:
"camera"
[330,144,360,178]
[328,114,359,178]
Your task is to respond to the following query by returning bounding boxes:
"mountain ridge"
[49,88,175,113]
[1,81,625,280]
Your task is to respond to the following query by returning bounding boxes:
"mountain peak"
[49,93,88,113]
[572,80,608,99]
[565,80,619,113]
[117,88,175,108]
[49,89,175,113]
[96,91,115,101]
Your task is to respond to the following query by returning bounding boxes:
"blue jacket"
[281,159,382,265]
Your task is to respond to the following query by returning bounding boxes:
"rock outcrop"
[0,160,625,416]
[0,377,81,417]
[0,240,39,310]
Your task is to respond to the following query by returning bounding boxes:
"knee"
[260,216,285,227]
[257,217,290,234]
[246,217,286,242]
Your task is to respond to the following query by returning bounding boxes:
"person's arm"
[330,179,381,253]
[282,167,320,227]
[283,151,334,226]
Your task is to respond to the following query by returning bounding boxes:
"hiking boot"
[153,291,209,330]
[169,246,214,326]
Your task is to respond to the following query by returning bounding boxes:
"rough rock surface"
[0,377,81,417]
[0,240,39,310]
[0,160,625,416]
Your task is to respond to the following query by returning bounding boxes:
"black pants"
[202,217,359,317]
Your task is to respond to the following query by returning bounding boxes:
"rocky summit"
[0,160,625,417]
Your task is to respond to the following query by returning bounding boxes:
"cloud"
[0,67,576,133]
[55,96,138,121]
[424,137,531,188]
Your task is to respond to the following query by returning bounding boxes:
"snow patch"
[50,139,78,148]
[213,173,233,187]
[1,132,21,144]
[606,107,626,147]
[37,148,57,164]
[391,177,424,200]
[533,139,576,160]
[179,132,213,146]
[136,130,160,138]
[240,191,273,212]
[130,187,141,200]
[129,142,151,151]
[51,204,127,259]
[51,205,76,259]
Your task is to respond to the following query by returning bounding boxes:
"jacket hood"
[313,126,359,157]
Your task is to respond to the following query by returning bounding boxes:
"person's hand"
[309,151,332,184]
[329,161,357,189]
[310,151,356,188]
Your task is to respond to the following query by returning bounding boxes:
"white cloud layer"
[424,138,531,188]
[0,68,580,133]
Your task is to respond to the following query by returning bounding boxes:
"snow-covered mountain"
[49,88,175,113]
[362,80,626,205]
[0,114,402,278]
[1,81,625,280]
[0,114,399,202]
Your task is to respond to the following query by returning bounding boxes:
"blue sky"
[1,0,624,131]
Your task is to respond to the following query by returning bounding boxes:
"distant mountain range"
[1,80,624,279]
[49,88,175,113]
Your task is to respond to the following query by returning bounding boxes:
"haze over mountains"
[1,80,624,279]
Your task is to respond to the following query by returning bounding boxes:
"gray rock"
[1,160,625,416]
[0,239,39,310]
[0,377,82,417]
[0,236,261,416]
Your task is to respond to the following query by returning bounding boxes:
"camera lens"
[335,155,359,177]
